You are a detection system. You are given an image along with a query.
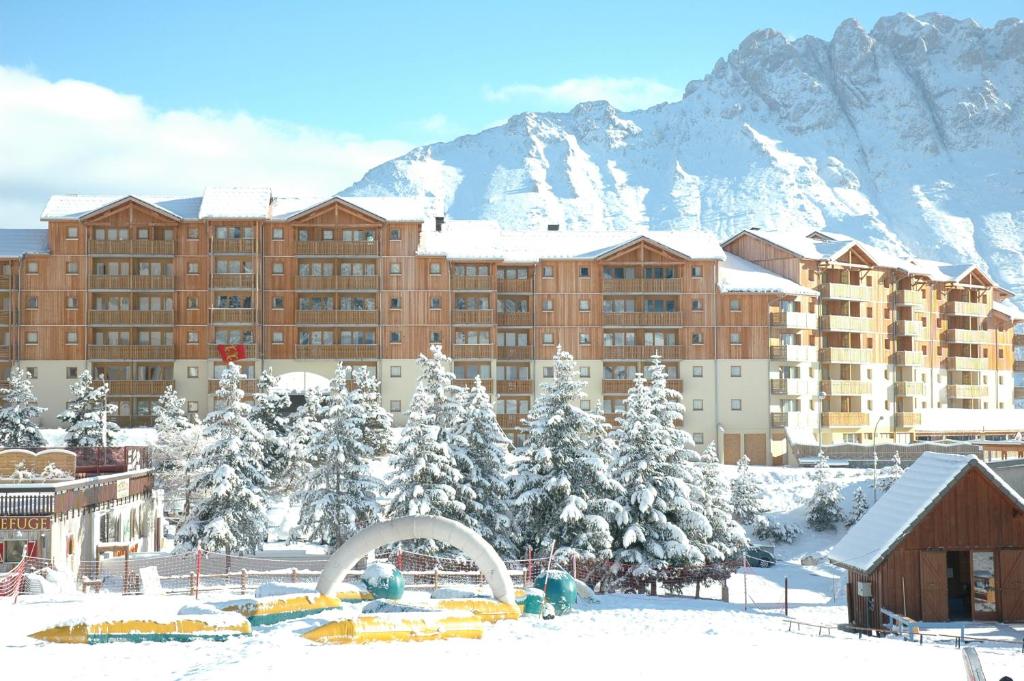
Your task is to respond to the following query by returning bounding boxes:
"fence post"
[291,568,298,584]
[571,555,577,579]
[122,550,130,595]
[190,571,197,598]
[396,548,403,572]
[195,551,202,599]
[240,568,247,595]
[784,578,789,617]
[433,565,440,591]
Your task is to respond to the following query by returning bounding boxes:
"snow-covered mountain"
[342,13,1024,291]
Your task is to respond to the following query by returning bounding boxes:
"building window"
[429,263,441,275]
[691,265,702,278]
[66,296,77,309]
[187,297,198,309]
[66,367,78,379]
[431,331,442,343]
[731,399,742,411]
[26,296,38,309]
[390,297,401,309]
[693,432,704,445]
[390,332,401,343]
[390,263,401,275]
[580,367,590,378]
[430,297,441,310]
[543,300,553,311]
[272,227,284,240]
[692,365,704,377]
[187,331,199,343]
[271,331,284,344]
[729,299,740,312]
[188,227,200,240]
[691,299,703,311]
[543,333,554,344]
[579,333,591,345]
[730,365,741,377]
[693,399,704,411]
[187,401,199,413]
[66,261,79,274]
[26,332,38,344]
[390,229,401,240]
[542,266,553,278]
[66,331,78,344]
[390,366,401,378]
[272,297,284,309]
[187,262,199,274]
[581,399,591,411]
[579,300,590,311]
[579,266,590,278]
[729,332,741,345]
[543,367,554,378]
[390,400,402,413]
[272,262,284,275]
[187,366,199,378]
[25,367,37,379]
[67,226,79,239]
[691,332,704,345]
[26,261,38,274]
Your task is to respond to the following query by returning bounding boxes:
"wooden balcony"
[134,310,174,325]
[497,279,532,293]
[295,275,378,290]
[821,347,872,364]
[821,282,872,302]
[208,379,259,394]
[770,378,810,395]
[0,346,11,360]
[895,412,922,428]
[601,379,634,394]
[451,275,493,291]
[820,380,870,396]
[894,320,923,337]
[496,414,524,431]
[603,345,683,360]
[454,378,494,392]
[770,311,817,329]
[948,301,988,318]
[0,310,10,325]
[1014,360,1024,373]
[295,310,377,325]
[946,384,989,399]
[208,344,257,359]
[211,308,255,324]
[212,238,256,254]
[770,344,817,363]
[106,380,173,396]
[895,381,925,396]
[89,309,172,325]
[0,275,11,288]
[496,311,531,326]
[946,328,989,345]
[88,345,174,360]
[497,380,533,394]
[895,289,925,308]
[947,356,986,371]
[89,310,132,325]
[451,344,494,359]
[293,344,378,360]
[296,240,377,256]
[601,278,683,293]
[821,412,870,427]
[603,312,683,327]
[88,275,132,289]
[497,346,532,360]
[211,273,255,289]
[452,309,495,325]
[89,239,174,255]
[821,314,872,333]
[894,351,924,366]
[770,411,816,429]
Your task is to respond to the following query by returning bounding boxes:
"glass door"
[971,551,998,620]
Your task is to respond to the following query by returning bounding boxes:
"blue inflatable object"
[533,569,577,616]
[361,562,405,600]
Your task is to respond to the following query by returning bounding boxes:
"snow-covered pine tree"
[806,452,844,531]
[152,385,203,516]
[450,375,516,557]
[250,369,292,494]
[0,366,47,449]
[175,363,271,554]
[846,487,870,527]
[695,442,747,562]
[878,452,904,494]
[297,363,384,547]
[612,374,705,579]
[385,387,466,553]
[513,347,622,562]
[416,344,466,442]
[58,370,119,447]
[349,366,395,460]
[730,453,768,524]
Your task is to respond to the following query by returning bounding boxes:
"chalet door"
[723,434,741,465]
[744,433,767,466]
[920,550,948,621]
[998,549,1024,622]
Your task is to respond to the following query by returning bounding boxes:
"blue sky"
[0,1,1019,226]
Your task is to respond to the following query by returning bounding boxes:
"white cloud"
[484,77,677,111]
[0,66,413,226]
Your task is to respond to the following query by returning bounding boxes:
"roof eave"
[76,195,183,222]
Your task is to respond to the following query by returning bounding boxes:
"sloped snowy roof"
[993,299,1024,321]
[829,452,1024,573]
[199,187,272,219]
[915,408,1024,433]
[717,252,817,296]
[417,223,726,263]
[0,228,49,257]
[269,195,432,222]
[41,194,202,220]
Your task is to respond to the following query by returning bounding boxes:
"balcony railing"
[895,413,922,428]
[601,278,684,293]
[821,282,872,301]
[820,380,870,396]
[894,320,923,337]
[770,412,816,429]
[821,347,873,364]
[603,345,683,360]
[770,344,817,363]
[894,351,924,366]
[895,289,925,308]
[0,346,10,360]
[293,344,378,360]
[497,279,532,293]
[89,310,132,325]
[89,240,174,255]
[821,314,873,333]
[451,275,493,291]
[496,312,531,326]
[452,310,495,325]
[208,344,257,360]
[497,380,533,394]
[451,344,495,359]
[496,414,524,431]
[945,328,989,345]
[0,275,11,288]
[601,379,633,394]
[821,412,870,427]
[133,310,174,325]
[947,356,986,371]
[770,378,814,395]
[295,310,377,325]
[88,275,173,290]
[212,238,257,254]
[946,384,989,399]
[603,312,683,326]
[453,378,494,392]
[211,308,255,324]
[296,240,377,256]
[211,274,255,289]
[0,311,10,325]
[895,381,925,396]
[88,275,132,289]
[106,380,173,396]
[770,311,817,329]
[88,345,175,360]
[295,275,378,290]
[948,301,987,318]
[496,346,531,360]
[133,275,174,290]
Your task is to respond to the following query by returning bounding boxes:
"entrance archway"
[316,516,516,605]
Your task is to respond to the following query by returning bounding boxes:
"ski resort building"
[1,188,1023,464]
[831,452,1024,625]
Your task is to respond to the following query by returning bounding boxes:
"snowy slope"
[343,13,1024,292]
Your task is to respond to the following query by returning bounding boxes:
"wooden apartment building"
[0,188,1021,464]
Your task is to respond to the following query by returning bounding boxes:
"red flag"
[25,542,37,558]
[217,343,247,363]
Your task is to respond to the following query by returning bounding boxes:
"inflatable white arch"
[316,516,516,605]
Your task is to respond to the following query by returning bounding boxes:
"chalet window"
[272,228,284,240]
[187,401,199,413]
[730,332,741,345]
[579,266,590,278]
[644,266,675,280]
[390,332,401,343]
[693,433,704,445]
[26,261,38,274]
[691,265,702,278]
[390,366,401,377]
[579,367,590,378]
[542,266,554,278]
[579,333,591,345]
[390,297,401,309]
[691,299,703,311]
[297,229,309,241]
[66,331,78,344]
[66,296,77,309]
[25,367,37,379]
[390,400,402,413]
[543,367,554,378]
[271,262,284,274]
[322,229,334,241]
[430,297,441,310]
[26,332,38,344]
[693,399,704,411]
[390,229,400,240]
[579,300,590,311]
[729,299,741,312]
[389,263,401,275]
[66,367,78,379]
[431,332,442,343]
[691,332,704,345]
[187,366,199,378]
[26,296,38,309]
[271,331,284,344]
[429,263,441,275]
[542,300,553,311]
[67,226,79,239]
[731,399,742,411]
[187,227,200,239]
[187,331,199,343]
[272,297,284,309]
[542,333,554,345]
[187,262,199,274]
[187,297,198,309]
[579,399,591,411]
[692,365,704,377]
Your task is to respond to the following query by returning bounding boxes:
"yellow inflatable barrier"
[30,617,251,644]
[302,611,484,645]
[433,598,521,623]
[221,593,344,626]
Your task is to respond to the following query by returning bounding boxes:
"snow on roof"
[269,195,433,222]
[830,452,1024,573]
[198,187,272,219]
[718,252,817,296]
[915,408,1024,434]
[0,228,49,257]
[41,194,202,220]
[993,299,1024,321]
[417,223,726,263]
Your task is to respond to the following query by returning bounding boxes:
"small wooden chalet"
[830,452,1024,626]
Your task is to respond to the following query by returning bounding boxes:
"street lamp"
[817,390,827,457]
[872,415,884,501]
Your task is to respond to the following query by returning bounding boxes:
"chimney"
[435,216,445,232]
[547,223,559,231]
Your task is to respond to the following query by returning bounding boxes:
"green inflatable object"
[533,569,577,616]
[361,562,405,600]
